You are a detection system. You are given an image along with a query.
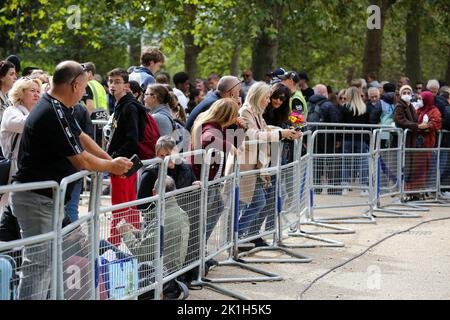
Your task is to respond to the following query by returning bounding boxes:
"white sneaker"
[441,191,450,199]
[342,189,349,195]
[360,190,369,196]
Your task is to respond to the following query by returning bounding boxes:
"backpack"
[0,254,19,300]
[160,113,188,152]
[306,99,326,123]
[138,112,160,160]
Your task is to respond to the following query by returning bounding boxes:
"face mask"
[401,95,412,103]
[416,100,424,108]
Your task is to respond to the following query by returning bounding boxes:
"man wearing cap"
[185,75,243,132]
[266,67,286,85]
[278,71,308,117]
[10,60,132,299]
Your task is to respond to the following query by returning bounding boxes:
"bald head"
[217,76,241,99]
[314,84,328,98]
[52,60,87,86]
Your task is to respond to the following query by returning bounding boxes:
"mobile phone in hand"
[124,154,143,177]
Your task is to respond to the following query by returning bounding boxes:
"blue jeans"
[343,141,369,186]
[238,179,266,237]
[65,180,82,222]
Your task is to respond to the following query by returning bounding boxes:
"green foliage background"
[1,0,449,90]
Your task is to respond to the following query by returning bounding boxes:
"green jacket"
[290,90,308,117]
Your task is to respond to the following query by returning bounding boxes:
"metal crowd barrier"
[371,128,424,218]
[286,131,349,247]
[158,151,204,290]
[439,130,450,202]
[404,129,450,207]
[4,125,450,300]
[0,181,60,300]
[57,171,99,300]
[309,128,376,224]
[199,144,283,291]
[233,139,311,264]
[95,158,164,300]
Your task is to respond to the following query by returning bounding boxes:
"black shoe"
[204,259,219,276]
[102,186,110,196]
[251,238,269,247]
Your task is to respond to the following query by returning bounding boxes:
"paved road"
[189,203,450,300]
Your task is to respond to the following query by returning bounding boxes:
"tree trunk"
[184,32,201,80]
[230,45,241,77]
[362,0,396,80]
[251,4,283,81]
[446,46,450,84]
[128,18,142,67]
[405,1,422,85]
[183,3,202,80]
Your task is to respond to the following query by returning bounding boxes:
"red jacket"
[190,122,233,180]
[418,106,441,148]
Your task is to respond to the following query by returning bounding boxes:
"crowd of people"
[1,49,450,300]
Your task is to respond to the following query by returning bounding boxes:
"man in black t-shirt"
[10,60,132,300]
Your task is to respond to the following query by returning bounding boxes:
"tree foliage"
[1,0,449,87]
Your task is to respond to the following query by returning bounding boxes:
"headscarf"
[418,91,436,123]
[399,85,413,96]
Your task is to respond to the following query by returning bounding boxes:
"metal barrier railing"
[286,131,349,247]
[4,125,450,300]
[404,129,450,207]
[234,139,311,264]
[57,171,98,300]
[309,129,376,224]
[95,158,164,300]
[0,181,60,300]
[371,128,424,218]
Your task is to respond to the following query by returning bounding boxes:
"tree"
[405,1,422,85]
[362,0,396,80]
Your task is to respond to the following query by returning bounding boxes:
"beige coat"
[238,104,281,203]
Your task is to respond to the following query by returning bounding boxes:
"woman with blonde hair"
[190,98,240,180]
[238,81,301,246]
[0,77,41,241]
[342,86,371,194]
[1,77,42,181]
[190,98,240,244]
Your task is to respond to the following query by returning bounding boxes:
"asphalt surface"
[188,199,450,300]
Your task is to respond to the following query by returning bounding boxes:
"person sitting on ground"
[137,136,198,212]
[118,176,189,273]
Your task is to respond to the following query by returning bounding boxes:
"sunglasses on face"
[272,95,286,101]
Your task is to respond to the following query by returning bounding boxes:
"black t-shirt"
[81,85,94,104]
[14,93,84,199]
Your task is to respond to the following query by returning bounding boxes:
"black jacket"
[137,162,197,211]
[107,93,147,158]
[308,95,341,124]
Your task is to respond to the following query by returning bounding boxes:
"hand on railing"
[109,157,133,176]
[281,129,302,141]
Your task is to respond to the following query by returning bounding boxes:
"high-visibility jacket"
[290,90,308,117]
[87,80,108,116]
